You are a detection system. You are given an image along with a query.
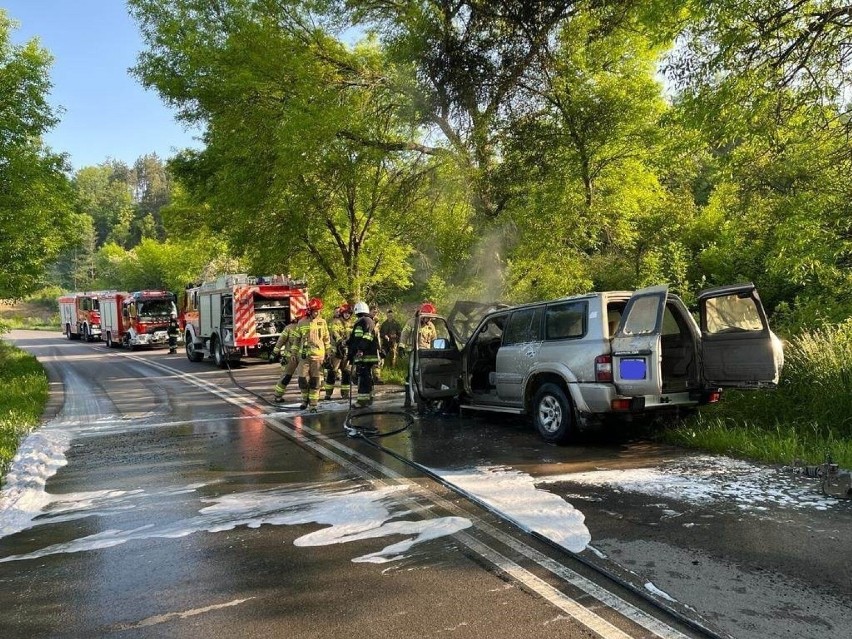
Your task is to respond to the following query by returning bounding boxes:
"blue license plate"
[620,358,647,380]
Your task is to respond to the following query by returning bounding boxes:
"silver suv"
[409,284,784,443]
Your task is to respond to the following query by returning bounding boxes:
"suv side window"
[503,307,543,345]
[545,301,587,340]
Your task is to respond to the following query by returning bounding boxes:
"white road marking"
[121,597,255,629]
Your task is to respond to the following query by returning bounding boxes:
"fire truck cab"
[183,274,307,367]
[58,292,107,341]
[100,290,178,349]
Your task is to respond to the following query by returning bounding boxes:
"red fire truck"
[183,274,307,367]
[58,291,109,341]
[99,290,178,349]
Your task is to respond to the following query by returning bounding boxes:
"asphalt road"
[1,330,850,639]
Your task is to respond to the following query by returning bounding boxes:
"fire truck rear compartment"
[254,295,291,335]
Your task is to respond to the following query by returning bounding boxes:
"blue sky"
[4,0,201,171]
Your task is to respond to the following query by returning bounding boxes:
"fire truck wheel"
[105,332,113,348]
[212,335,227,368]
[185,334,204,362]
[82,324,90,342]
[65,324,72,340]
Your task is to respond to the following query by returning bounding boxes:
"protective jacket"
[329,316,352,359]
[296,314,330,359]
[348,315,380,363]
[272,321,299,358]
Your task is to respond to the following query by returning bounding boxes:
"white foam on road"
[0,482,471,564]
[428,465,591,553]
[0,428,72,538]
[543,455,839,512]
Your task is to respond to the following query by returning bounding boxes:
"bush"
[0,340,49,477]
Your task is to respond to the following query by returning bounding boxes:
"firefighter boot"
[298,377,309,410]
[274,375,293,403]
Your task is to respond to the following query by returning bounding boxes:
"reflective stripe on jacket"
[348,315,379,363]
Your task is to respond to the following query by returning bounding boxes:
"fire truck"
[99,290,178,349]
[182,274,308,367]
[58,291,110,341]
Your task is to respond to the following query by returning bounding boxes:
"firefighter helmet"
[419,302,437,314]
[353,301,370,316]
[339,303,352,316]
[308,297,323,312]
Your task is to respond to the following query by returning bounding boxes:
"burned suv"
[409,284,783,443]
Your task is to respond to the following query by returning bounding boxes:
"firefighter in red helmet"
[294,297,330,412]
[401,302,438,351]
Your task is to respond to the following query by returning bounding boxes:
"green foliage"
[93,236,235,294]
[0,12,75,300]
[130,0,448,303]
[664,417,852,470]
[0,339,48,477]
[668,322,852,467]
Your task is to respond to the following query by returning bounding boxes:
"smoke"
[442,222,518,307]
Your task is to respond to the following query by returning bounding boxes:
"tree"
[74,163,134,247]
[669,0,852,125]
[0,12,74,299]
[490,14,693,301]
[130,1,446,303]
[94,236,237,294]
[130,153,171,243]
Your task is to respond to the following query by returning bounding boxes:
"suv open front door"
[611,285,667,398]
[698,283,782,388]
[410,313,463,406]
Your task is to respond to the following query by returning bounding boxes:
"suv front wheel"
[532,383,574,444]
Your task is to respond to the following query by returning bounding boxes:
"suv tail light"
[595,355,612,382]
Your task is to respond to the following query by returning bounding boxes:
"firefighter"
[347,301,380,408]
[272,309,304,403]
[167,313,180,354]
[380,309,402,368]
[324,303,353,400]
[296,297,330,412]
[400,303,438,407]
[400,302,438,351]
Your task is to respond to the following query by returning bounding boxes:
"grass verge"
[662,412,852,469]
[0,339,49,478]
[662,322,852,469]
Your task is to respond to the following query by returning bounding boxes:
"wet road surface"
[1,330,850,638]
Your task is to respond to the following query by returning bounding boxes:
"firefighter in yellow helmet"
[347,301,380,407]
[295,297,330,412]
[272,308,305,403]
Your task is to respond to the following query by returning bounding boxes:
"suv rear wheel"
[532,383,574,444]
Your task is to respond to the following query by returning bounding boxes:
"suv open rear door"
[611,285,667,397]
[698,283,782,388]
[410,313,463,403]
